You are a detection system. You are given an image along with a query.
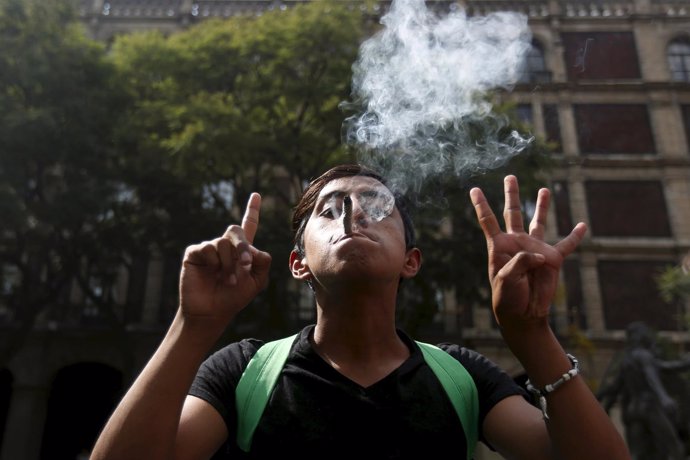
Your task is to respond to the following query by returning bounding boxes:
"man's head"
[289,164,419,290]
[292,164,417,254]
[292,164,416,257]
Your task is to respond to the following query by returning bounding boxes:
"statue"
[597,321,690,460]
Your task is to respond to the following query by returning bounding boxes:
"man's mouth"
[333,231,369,245]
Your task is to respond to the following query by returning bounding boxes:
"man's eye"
[319,198,342,219]
[320,209,334,218]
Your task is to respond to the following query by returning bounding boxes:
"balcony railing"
[76,0,688,21]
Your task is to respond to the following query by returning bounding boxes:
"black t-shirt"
[190,325,525,459]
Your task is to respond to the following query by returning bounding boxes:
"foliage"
[0,0,554,359]
[657,261,690,332]
[109,1,363,231]
[108,1,365,339]
[658,264,690,303]
[0,0,131,363]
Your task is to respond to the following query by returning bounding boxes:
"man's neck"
[309,283,409,387]
[313,280,399,347]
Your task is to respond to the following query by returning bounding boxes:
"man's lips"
[333,231,372,244]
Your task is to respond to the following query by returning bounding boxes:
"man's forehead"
[317,176,390,198]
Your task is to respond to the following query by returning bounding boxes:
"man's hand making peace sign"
[470,175,587,330]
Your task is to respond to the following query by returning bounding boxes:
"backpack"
[235,334,479,459]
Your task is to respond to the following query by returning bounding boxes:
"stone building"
[1,1,689,459]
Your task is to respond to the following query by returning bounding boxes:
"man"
[91,164,630,459]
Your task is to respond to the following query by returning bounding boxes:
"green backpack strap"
[235,334,298,452]
[416,341,479,460]
[235,335,479,459]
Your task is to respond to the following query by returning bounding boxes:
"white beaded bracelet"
[525,354,580,420]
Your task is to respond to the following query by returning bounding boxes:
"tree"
[0,0,553,364]
[0,0,131,366]
[109,4,552,341]
[108,1,366,339]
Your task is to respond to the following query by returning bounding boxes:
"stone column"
[0,379,50,460]
[580,251,607,334]
[558,96,579,158]
[141,248,164,326]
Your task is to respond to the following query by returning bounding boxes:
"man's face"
[296,176,412,287]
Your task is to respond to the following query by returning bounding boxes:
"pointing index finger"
[242,193,261,244]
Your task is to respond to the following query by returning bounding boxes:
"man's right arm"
[90,313,229,460]
[91,193,271,460]
[176,394,230,459]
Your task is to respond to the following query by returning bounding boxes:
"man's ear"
[401,247,422,279]
[289,250,312,280]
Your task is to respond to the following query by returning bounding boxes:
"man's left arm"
[470,176,630,460]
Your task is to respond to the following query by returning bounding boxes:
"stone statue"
[597,321,690,460]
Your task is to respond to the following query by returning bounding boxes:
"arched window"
[519,41,551,84]
[668,38,690,82]
[40,363,123,460]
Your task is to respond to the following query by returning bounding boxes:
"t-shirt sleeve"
[438,343,529,445]
[188,338,263,433]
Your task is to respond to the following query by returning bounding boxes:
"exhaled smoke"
[342,0,533,196]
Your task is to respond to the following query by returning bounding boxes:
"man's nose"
[349,196,369,227]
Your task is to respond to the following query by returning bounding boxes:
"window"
[668,38,690,82]
[598,260,681,331]
[552,181,573,236]
[562,32,641,80]
[124,256,148,324]
[515,104,533,125]
[518,41,551,84]
[574,104,655,154]
[563,259,586,329]
[682,105,690,152]
[40,364,123,460]
[585,181,671,237]
[81,275,111,324]
[297,284,316,322]
[542,104,562,152]
[0,265,20,298]
[158,254,182,323]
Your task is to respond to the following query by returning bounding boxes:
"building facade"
[1,1,689,459]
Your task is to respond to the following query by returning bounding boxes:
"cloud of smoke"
[341,0,534,196]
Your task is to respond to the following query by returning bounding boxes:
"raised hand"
[178,193,272,329]
[470,176,586,329]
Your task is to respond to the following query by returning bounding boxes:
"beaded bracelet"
[525,354,580,420]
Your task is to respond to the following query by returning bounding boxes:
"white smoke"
[342,0,534,195]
